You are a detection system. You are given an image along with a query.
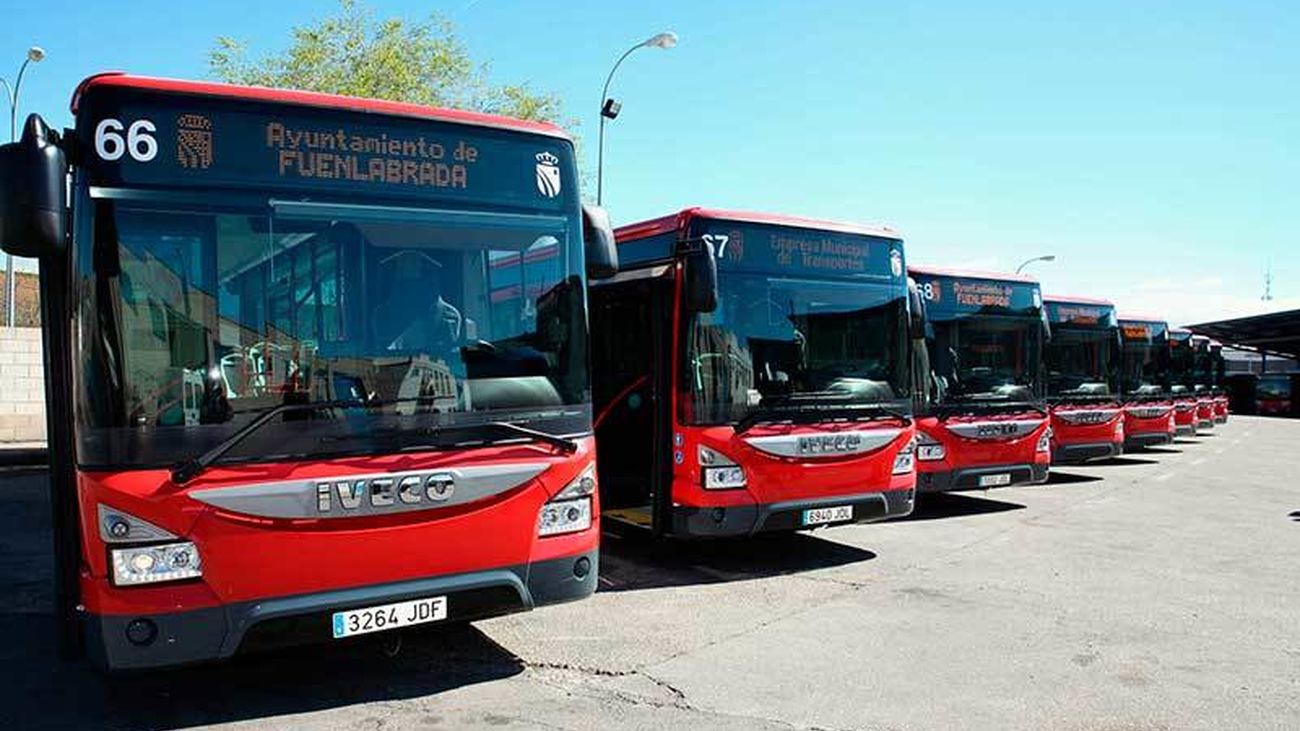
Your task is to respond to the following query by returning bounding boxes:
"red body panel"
[673,423,915,509]
[72,73,569,139]
[1123,403,1176,441]
[1196,399,1216,426]
[1214,397,1230,422]
[1173,398,1199,432]
[915,413,1050,482]
[78,440,598,617]
[1049,404,1124,454]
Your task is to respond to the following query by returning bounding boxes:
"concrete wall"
[0,328,46,443]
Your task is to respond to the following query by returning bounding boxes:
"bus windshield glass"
[1168,333,1196,390]
[681,221,909,425]
[911,272,1044,405]
[75,197,589,467]
[1043,301,1119,399]
[931,316,1042,402]
[1045,327,1117,398]
[1119,322,1169,398]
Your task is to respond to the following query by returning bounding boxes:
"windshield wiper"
[173,398,364,485]
[459,421,579,454]
[735,402,911,434]
[174,400,581,485]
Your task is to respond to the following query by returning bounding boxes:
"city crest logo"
[535,151,561,198]
[176,114,213,169]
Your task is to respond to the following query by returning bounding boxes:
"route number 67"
[94,119,158,162]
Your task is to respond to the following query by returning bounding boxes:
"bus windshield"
[1046,327,1117,398]
[1120,327,1169,398]
[1169,335,1196,390]
[76,195,589,467]
[683,275,909,425]
[931,316,1042,403]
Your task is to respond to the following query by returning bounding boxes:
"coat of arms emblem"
[535,151,561,198]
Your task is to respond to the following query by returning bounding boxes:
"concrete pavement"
[0,416,1296,730]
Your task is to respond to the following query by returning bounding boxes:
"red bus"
[1167,328,1200,436]
[590,208,916,537]
[1256,373,1297,416]
[1043,296,1124,463]
[0,74,619,670]
[909,266,1051,492]
[1190,335,1218,430]
[1117,316,1177,449]
[1206,340,1230,424]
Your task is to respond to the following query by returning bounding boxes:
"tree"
[209,0,571,126]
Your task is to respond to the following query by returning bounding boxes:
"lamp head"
[643,32,678,50]
[26,47,45,63]
[1041,255,1057,262]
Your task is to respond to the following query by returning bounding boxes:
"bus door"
[590,265,676,532]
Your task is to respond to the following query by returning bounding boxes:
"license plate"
[331,595,447,639]
[802,505,854,526]
[978,473,1012,487]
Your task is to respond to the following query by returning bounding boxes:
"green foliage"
[209,0,571,127]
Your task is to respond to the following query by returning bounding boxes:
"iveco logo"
[316,472,455,513]
[797,433,864,455]
[1058,409,1121,425]
[976,423,1020,438]
[945,419,1043,441]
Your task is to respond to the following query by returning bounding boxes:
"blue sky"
[1,0,1295,325]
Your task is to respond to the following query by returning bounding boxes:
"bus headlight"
[538,465,596,537]
[915,433,945,462]
[699,446,747,489]
[1036,428,1052,453]
[892,438,916,475]
[111,542,202,586]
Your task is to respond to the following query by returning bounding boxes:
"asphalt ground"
[0,415,1296,730]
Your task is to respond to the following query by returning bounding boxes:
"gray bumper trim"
[85,550,596,671]
[1052,441,1123,465]
[670,488,914,538]
[917,462,1049,493]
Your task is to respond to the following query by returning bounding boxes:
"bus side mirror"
[906,277,926,337]
[0,115,67,259]
[582,204,618,280]
[682,239,718,313]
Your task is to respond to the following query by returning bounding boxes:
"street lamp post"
[0,46,45,328]
[1015,254,1056,275]
[596,31,677,206]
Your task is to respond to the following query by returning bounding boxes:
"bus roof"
[614,207,899,243]
[907,263,1038,284]
[1044,294,1115,307]
[71,72,572,141]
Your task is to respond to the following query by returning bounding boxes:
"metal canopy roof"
[1188,308,1300,359]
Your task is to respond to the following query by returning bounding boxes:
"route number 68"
[94,119,158,162]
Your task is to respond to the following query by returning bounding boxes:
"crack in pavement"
[532,663,861,731]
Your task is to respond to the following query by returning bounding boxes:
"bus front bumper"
[84,549,597,672]
[1124,432,1174,450]
[916,462,1049,493]
[669,488,914,538]
[1052,441,1123,464]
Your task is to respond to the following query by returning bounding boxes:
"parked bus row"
[0,75,1229,671]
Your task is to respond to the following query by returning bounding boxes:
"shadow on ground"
[1091,456,1160,467]
[1138,446,1183,455]
[1289,510,1300,523]
[597,527,876,592]
[0,472,523,731]
[0,617,522,731]
[1045,471,1104,485]
[896,492,1025,523]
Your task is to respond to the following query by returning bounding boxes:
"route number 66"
[94,119,158,162]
